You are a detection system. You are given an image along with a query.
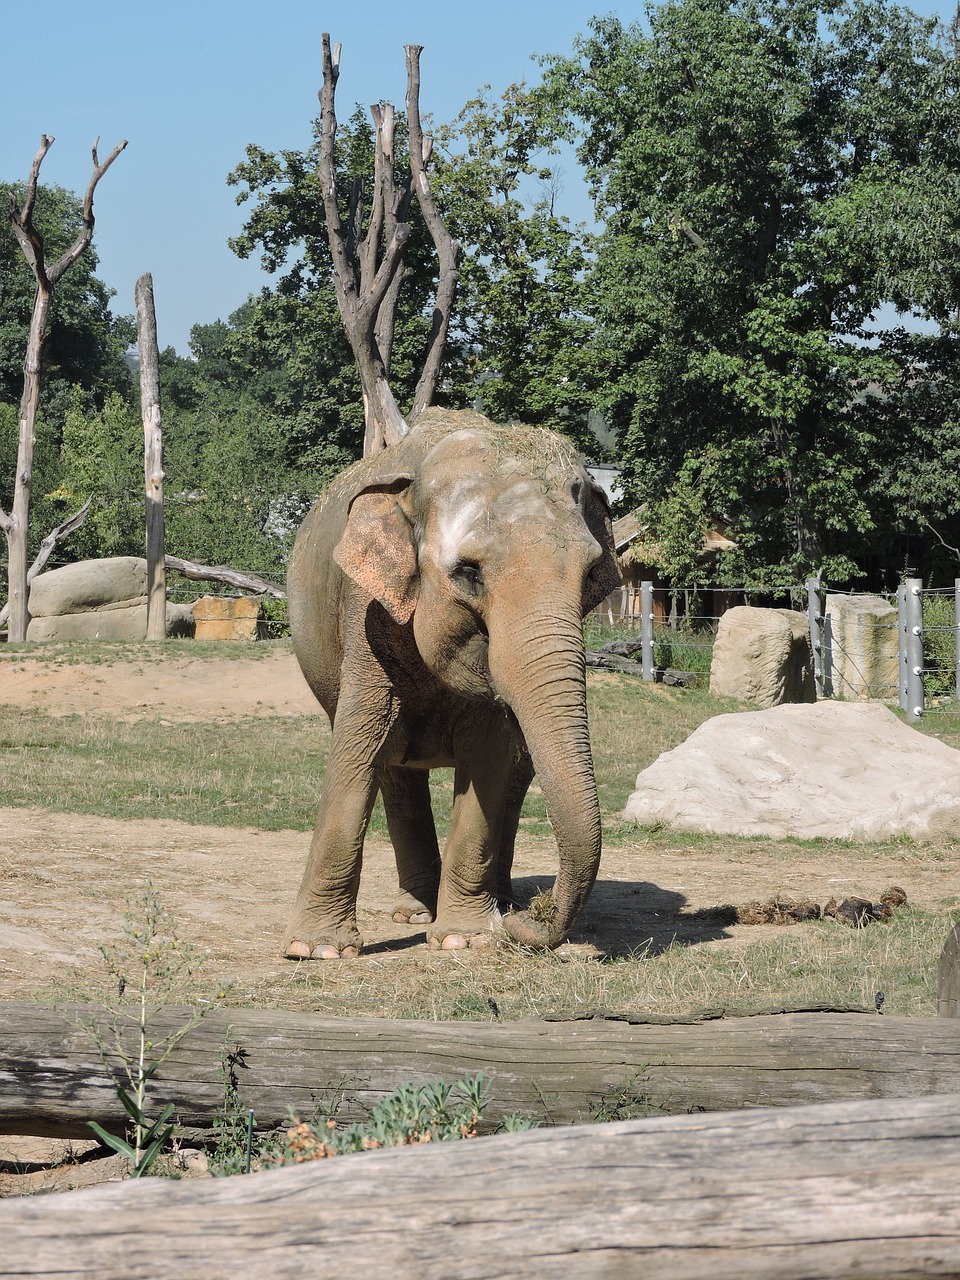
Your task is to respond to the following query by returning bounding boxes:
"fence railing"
[600,579,960,722]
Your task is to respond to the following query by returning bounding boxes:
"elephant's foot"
[427,907,503,952]
[427,931,493,951]
[283,914,363,961]
[391,888,436,926]
[285,940,360,960]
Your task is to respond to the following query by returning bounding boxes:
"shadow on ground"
[512,875,735,959]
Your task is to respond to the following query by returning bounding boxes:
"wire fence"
[591,578,960,719]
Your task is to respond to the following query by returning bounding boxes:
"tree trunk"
[1,284,50,641]
[1,1091,959,1278]
[2,1003,959,1141]
[316,36,459,453]
[136,273,166,641]
[939,921,960,1017]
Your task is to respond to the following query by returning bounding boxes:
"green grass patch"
[0,669,733,835]
[0,710,327,831]
[0,638,293,666]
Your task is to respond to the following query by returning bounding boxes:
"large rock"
[28,557,148,618]
[709,606,815,708]
[27,602,195,642]
[824,593,899,701]
[623,701,960,840]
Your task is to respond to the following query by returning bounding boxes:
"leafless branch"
[49,138,128,284]
[923,519,960,566]
[405,43,461,422]
[0,498,92,632]
[318,34,409,452]
[164,556,285,598]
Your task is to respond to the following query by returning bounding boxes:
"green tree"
[433,82,600,444]
[543,0,960,584]
[45,389,143,562]
[163,398,312,583]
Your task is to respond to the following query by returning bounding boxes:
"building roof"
[612,506,736,565]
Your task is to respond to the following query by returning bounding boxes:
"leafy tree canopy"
[542,0,960,585]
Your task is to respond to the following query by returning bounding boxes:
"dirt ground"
[1,648,955,1195]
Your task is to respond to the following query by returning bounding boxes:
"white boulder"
[623,701,960,840]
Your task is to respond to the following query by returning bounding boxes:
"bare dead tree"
[317,35,461,455]
[1,135,127,642]
[135,273,166,641]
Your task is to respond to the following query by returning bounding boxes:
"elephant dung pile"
[623,701,960,840]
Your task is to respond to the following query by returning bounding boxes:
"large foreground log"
[3,1002,960,1141]
[2,1092,960,1278]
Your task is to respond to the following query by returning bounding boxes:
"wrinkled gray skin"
[284,409,621,959]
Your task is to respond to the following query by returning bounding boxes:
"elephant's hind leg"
[429,747,511,951]
[497,751,535,912]
[380,766,441,924]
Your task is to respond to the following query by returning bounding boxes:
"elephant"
[284,407,621,959]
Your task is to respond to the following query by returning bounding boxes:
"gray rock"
[623,701,960,840]
[29,557,148,618]
[27,601,195,642]
[709,606,814,708]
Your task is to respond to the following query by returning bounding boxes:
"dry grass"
[48,904,945,1022]
[1,651,957,1022]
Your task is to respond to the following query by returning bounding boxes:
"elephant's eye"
[453,560,484,594]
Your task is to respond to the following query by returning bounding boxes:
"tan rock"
[709,606,814,707]
[623,701,960,840]
[823,593,898,700]
[27,602,195,642]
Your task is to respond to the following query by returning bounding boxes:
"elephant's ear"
[582,480,622,615]
[334,475,419,624]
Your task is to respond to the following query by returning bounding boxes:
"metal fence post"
[640,581,655,681]
[898,578,924,722]
[806,578,823,700]
[955,579,960,704]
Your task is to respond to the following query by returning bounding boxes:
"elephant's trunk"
[488,600,601,948]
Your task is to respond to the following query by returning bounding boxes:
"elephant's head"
[333,423,621,947]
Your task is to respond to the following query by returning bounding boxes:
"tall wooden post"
[136,273,165,641]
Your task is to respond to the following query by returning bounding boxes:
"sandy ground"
[1,646,954,1195]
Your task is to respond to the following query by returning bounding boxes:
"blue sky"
[2,0,954,356]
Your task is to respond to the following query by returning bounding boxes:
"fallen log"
[2,1091,959,1279]
[163,554,284,598]
[2,1002,960,1142]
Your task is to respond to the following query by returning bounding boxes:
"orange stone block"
[191,596,264,640]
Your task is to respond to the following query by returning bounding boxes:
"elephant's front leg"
[284,695,392,960]
[429,747,512,952]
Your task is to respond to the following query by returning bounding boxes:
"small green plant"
[592,1071,654,1123]
[76,889,229,1177]
[261,1073,533,1166]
